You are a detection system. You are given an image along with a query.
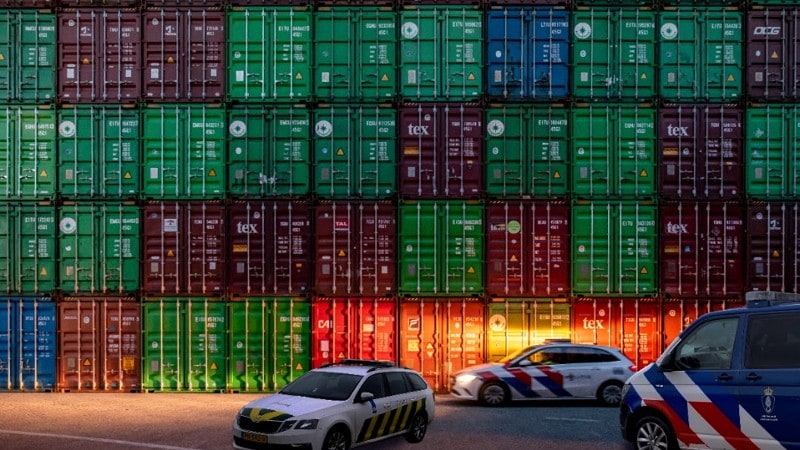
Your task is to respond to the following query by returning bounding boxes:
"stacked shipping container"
[0,1,798,393]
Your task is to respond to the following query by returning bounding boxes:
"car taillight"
[629,364,638,372]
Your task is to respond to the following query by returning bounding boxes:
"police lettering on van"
[620,292,800,450]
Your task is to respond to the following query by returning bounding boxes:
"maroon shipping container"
[315,201,396,296]
[485,201,569,297]
[747,201,800,293]
[659,105,743,200]
[143,1,224,5]
[398,103,483,199]
[661,297,743,349]
[58,1,137,6]
[228,200,312,296]
[142,201,225,295]
[660,201,745,298]
[747,9,800,101]
[311,297,397,368]
[0,0,53,6]
[142,8,225,102]
[571,298,659,369]
[399,298,484,392]
[228,0,309,4]
[58,297,141,392]
[57,9,141,103]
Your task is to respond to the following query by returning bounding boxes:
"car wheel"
[596,381,623,406]
[634,415,677,450]
[405,411,428,443]
[322,426,350,450]
[479,381,509,406]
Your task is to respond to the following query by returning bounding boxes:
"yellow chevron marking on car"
[357,399,424,442]
[246,408,293,422]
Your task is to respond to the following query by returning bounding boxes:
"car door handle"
[716,373,733,382]
[746,373,762,381]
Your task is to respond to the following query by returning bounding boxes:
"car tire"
[405,411,428,443]
[322,426,351,450]
[633,415,678,450]
[479,381,509,406]
[596,381,624,406]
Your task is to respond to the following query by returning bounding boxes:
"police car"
[232,359,434,450]
[450,341,637,406]
[620,292,800,450]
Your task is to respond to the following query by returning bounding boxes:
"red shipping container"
[228,200,312,296]
[399,298,484,392]
[142,8,225,102]
[142,201,225,295]
[659,105,743,200]
[58,297,141,392]
[486,201,569,297]
[660,201,745,297]
[746,9,800,101]
[571,298,658,369]
[311,297,396,368]
[398,103,483,199]
[747,201,800,293]
[661,297,743,349]
[315,201,396,296]
[57,9,141,103]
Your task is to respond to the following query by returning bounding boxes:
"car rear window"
[404,372,428,392]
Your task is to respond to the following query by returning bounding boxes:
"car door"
[554,347,603,398]
[353,373,392,445]
[738,311,800,448]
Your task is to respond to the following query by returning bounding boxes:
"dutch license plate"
[242,432,267,444]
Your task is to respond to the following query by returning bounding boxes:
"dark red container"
[311,297,397,368]
[660,201,745,298]
[398,103,483,199]
[747,201,800,293]
[485,201,569,297]
[228,0,308,4]
[747,9,800,101]
[1,0,52,5]
[142,1,224,5]
[57,9,141,103]
[571,298,659,369]
[142,8,225,102]
[58,1,136,6]
[228,200,312,296]
[659,105,743,200]
[58,297,141,392]
[661,297,743,348]
[315,201,396,296]
[142,201,225,295]
[399,298,484,393]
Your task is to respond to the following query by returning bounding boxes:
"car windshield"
[279,371,362,401]
[499,346,539,364]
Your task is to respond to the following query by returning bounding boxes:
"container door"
[0,11,56,103]
[0,204,57,294]
[0,107,57,200]
[142,299,182,391]
[20,298,56,391]
[186,299,226,392]
[486,299,571,361]
[103,299,141,391]
[58,299,98,390]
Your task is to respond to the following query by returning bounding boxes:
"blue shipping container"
[486,7,570,100]
[0,297,56,391]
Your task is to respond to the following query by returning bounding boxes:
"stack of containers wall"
[485,6,570,101]
[0,296,56,391]
[570,7,657,102]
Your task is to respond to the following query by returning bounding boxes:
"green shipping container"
[571,201,658,296]
[314,7,397,101]
[658,9,743,101]
[571,8,657,101]
[141,104,225,199]
[398,200,484,295]
[485,105,569,197]
[227,7,312,102]
[58,202,140,294]
[746,104,800,199]
[0,203,56,294]
[228,104,311,197]
[486,299,571,362]
[58,105,140,199]
[399,6,482,101]
[228,298,310,392]
[314,104,396,198]
[571,104,656,198]
[142,298,226,392]
[0,10,55,103]
[0,106,56,200]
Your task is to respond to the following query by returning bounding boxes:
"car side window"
[386,371,409,396]
[359,374,386,399]
[745,312,800,369]
[530,348,564,365]
[404,372,428,392]
[673,317,738,370]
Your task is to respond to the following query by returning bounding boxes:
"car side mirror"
[358,392,375,403]
[517,359,531,367]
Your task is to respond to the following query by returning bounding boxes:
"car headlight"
[295,419,319,430]
[455,373,480,384]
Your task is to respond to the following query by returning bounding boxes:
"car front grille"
[237,416,284,434]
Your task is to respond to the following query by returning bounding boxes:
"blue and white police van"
[620,292,800,450]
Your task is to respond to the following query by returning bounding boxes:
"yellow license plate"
[242,432,268,444]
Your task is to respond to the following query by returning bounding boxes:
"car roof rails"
[543,338,572,344]
[321,359,396,370]
[745,291,800,308]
